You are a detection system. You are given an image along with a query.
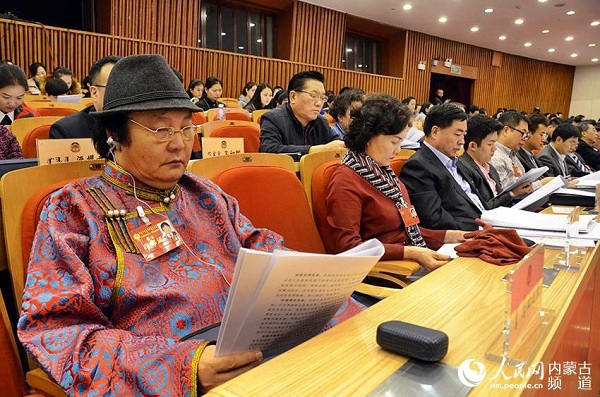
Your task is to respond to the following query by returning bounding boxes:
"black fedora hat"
[94,54,200,117]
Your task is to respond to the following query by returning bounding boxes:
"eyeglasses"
[507,125,530,139]
[128,118,199,142]
[94,84,107,88]
[296,90,328,103]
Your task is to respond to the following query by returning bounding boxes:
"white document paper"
[500,166,549,194]
[216,239,384,357]
[436,243,459,258]
[574,170,600,188]
[553,187,596,197]
[512,176,564,210]
[482,207,596,233]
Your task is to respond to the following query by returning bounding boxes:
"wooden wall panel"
[109,0,199,48]
[289,2,346,69]
[0,5,575,115]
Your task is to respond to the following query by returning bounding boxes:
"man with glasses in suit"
[259,70,344,156]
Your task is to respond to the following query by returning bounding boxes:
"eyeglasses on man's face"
[296,90,328,103]
[128,118,199,142]
[507,125,530,139]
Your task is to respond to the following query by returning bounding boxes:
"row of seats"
[0,150,415,396]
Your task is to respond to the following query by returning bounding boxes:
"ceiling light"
[499,35,507,40]
[403,4,412,10]
[221,32,226,36]
[514,18,524,25]
[589,43,597,47]
[565,10,575,15]
[249,23,255,27]
[238,46,244,50]
[591,21,600,26]
[538,0,548,2]
[570,53,578,57]
[548,48,556,52]
[592,58,599,62]
[565,36,574,41]
[358,64,363,67]
[484,8,493,13]
[439,16,448,23]
[470,26,479,32]
[524,42,532,47]
[256,39,262,43]
[346,48,353,52]
[541,29,550,34]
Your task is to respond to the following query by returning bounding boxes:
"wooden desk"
[206,246,599,396]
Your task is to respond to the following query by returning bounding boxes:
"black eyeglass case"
[376,320,449,362]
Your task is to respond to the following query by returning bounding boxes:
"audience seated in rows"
[187,79,204,103]
[50,56,121,139]
[459,114,532,210]
[243,83,273,113]
[27,62,46,95]
[576,122,600,171]
[516,113,550,174]
[536,123,581,177]
[238,81,257,108]
[40,67,82,96]
[259,70,344,155]
[326,95,467,272]
[400,104,485,231]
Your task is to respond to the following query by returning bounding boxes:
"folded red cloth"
[455,229,532,265]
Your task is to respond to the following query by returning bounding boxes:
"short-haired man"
[329,88,365,139]
[432,88,445,106]
[490,111,531,189]
[516,113,550,173]
[50,55,121,139]
[536,123,581,177]
[259,70,344,155]
[399,104,486,231]
[459,115,532,210]
[576,122,600,171]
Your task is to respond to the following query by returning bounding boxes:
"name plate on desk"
[36,138,102,165]
[201,137,244,158]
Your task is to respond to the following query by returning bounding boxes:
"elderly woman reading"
[326,95,468,272]
[17,54,363,396]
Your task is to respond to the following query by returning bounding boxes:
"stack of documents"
[215,239,385,358]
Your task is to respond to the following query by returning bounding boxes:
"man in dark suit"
[517,113,549,173]
[460,115,532,210]
[399,104,486,231]
[576,122,600,171]
[50,56,121,139]
[565,150,590,177]
[536,123,581,177]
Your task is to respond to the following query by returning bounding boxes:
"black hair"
[44,78,69,96]
[528,113,550,133]
[287,70,325,94]
[551,123,580,142]
[573,114,585,124]
[498,111,530,129]
[273,89,288,106]
[202,76,223,99]
[423,104,468,136]
[240,81,257,96]
[329,88,365,121]
[338,86,351,95]
[401,96,416,105]
[420,102,433,114]
[160,222,171,231]
[550,117,564,127]
[468,104,479,114]
[92,114,130,160]
[577,123,593,134]
[0,63,28,90]
[465,114,503,147]
[88,56,121,86]
[28,62,45,77]
[187,79,204,98]
[53,67,73,79]
[344,94,412,153]
[245,83,273,111]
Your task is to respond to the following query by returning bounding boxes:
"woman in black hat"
[17,54,363,396]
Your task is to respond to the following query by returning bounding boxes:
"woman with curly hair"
[326,94,468,273]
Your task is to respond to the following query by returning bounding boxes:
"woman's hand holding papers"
[404,246,451,271]
[198,345,263,392]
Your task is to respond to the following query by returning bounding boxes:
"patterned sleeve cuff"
[190,340,216,397]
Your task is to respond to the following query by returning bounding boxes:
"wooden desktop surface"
[206,245,599,397]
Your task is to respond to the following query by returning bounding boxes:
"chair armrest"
[354,283,400,299]
[26,368,67,397]
[372,260,421,276]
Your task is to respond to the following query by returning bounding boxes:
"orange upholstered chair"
[389,149,416,177]
[323,112,335,126]
[22,125,51,158]
[187,153,323,253]
[206,108,251,122]
[219,98,242,108]
[34,107,78,117]
[206,122,260,153]
[192,111,207,125]
[0,161,104,397]
[251,109,270,125]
